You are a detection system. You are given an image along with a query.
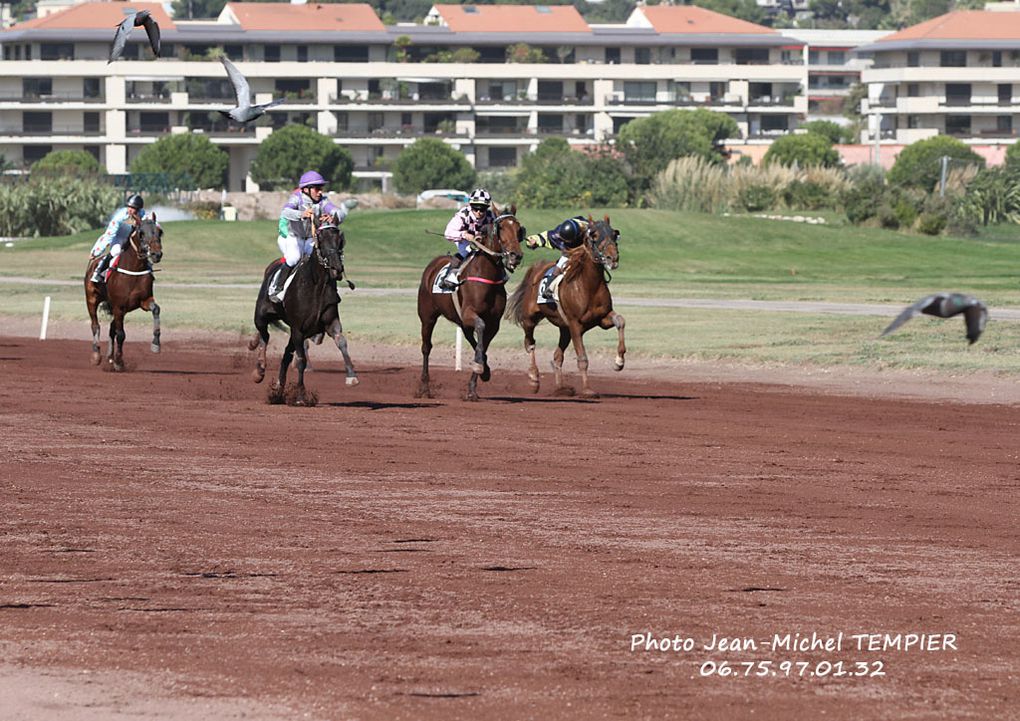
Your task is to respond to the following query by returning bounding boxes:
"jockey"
[89,193,145,283]
[439,188,495,290]
[268,170,349,301]
[525,215,589,279]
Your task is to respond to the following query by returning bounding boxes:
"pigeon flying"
[109,10,160,63]
[218,56,285,124]
[880,292,989,345]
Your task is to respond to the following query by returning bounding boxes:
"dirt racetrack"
[1,332,1018,721]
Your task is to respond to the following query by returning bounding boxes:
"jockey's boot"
[268,264,294,302]
[439,254,464,291]
[90,255,111,284]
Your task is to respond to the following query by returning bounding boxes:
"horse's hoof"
[480,365,491,382]
[346,376,359,386]
[553,386,576,397]
[252,369,265,384]
[614,355,625,371]
[465,392,479,402]
[581,389,600,399]
[90,353,101,366]
[471,362,485,374]
[414,384,433,399]
[113,364,125,373]
[151,343,160,354]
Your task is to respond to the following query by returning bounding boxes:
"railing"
[126,95,171,104]
[0,95,104,103]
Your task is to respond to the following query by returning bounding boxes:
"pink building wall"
[726,144,1011,168]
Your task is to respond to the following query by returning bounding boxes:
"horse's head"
[587,215,619,271]
[486,203,524,272]
[136,215,163,264]
[313,214,346,280]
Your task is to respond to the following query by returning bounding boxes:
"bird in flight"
[109,10,160,63]
[880,292,988,344]
[218,56,285,124]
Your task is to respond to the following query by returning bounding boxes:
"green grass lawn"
[3,208,1019,374]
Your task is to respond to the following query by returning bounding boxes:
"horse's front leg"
[142,297,160,353]
[568,322,597,399]
[416,310,439,399]
[270,340,295,403]
[87,299,102,366]
[523,318,540,393]
[325,317,359,386]
[291,333,310,405]
[601,311,626,371]
[110,308,127,372]
[462,315,487,401]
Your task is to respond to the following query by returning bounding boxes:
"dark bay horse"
[416,204,524,401]
[249,216,358,405]
[506,216,625,398]
[84,216,163,371]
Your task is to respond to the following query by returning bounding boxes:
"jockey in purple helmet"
[268,170,351,301]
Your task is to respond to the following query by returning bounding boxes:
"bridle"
[586,221,618,282]
[312,218,345,274]
[128,219,160,265]
[474,212,524,271]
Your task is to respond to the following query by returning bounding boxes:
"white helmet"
[468,188,491,208]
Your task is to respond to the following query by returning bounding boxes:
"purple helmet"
[299,170,327,188]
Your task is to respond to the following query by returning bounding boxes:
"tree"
[887,135,985,192]
[616,108,738,194]
[763,133,841,168]
[506,43,546,63]
[391,138,475,195]
[32,149,102,175]
[514,138,629,208]
[171,0,226,20]
[801,120,845,145]
[131,133,229,190]
[250,125,353,191]
[1004,141,1020,170]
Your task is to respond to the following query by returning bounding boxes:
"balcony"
[0,95,104,103]
[7,125,104,136]
[127,94,172,104]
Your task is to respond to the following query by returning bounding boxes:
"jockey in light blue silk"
[90,193,145,283]
[268,170,350,301]
[439,188,496,290]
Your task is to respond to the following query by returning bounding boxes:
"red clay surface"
[1,333,1017,721]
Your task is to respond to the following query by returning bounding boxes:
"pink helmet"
[299,170,327,188]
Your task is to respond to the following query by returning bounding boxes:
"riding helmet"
[126,194,144,209]
[468,188,491,208]
[299,170,327,188]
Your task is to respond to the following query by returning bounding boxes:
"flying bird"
[109,10,160,63]
[880,292,989,345]
[218,56,285,124]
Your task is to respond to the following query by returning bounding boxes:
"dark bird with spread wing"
[109,10,160,63]
[880,292,989,344]
[218,56,285,124]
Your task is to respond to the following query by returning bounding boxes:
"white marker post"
[455,327,463,371]
[39,296,51,340]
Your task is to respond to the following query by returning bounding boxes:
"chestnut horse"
[416,204,524,401]
[249,216,358,405]
[505,216,624,398]
[84,216,163,371]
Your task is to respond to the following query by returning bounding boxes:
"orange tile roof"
[638,5,775,35]
[223,2,384,32]
[10,1,175,31]
[432,4,590,33]
[879,10,1020,42]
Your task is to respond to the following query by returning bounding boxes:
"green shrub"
[876,204,899,229]
[738,183,776,212]
[515,138,629,208]
[0,177,120,236]
[131,134,228,190]
[916,211,947,235]
[887,135,985,192]
[783,179,830,210]
[763,133,841,168]
[893,197,919,228]
[32,149,102,175]
[801,120,844,145]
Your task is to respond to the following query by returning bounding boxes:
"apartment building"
[0,1,808,190]
[858,10,1020,144]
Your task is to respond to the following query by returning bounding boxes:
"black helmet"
[126,194,144,210]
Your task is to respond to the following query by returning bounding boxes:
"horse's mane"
[562,240,593,284]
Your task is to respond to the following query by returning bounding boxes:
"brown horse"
[84,216,163,371]
[416,204,524,401]
[505,216,624,398]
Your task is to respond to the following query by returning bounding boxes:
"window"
[709,81,726,101]
[945,83,971,106]
[25,45,32,60]
[827,50,846,65]
[674,81,691,101]
[736,48,769,65]
[907,83,920,97]
[940,51,966,67]
[605,47,620,65]
[575,113,589,133]
[84,145,100,162]
[623,81,656,102]
[537,113,563,133]
[635,47,651,65]
[24,146,52,164]
[84,111,100,134]
[907,115,919,129]
[139,112,169,132]
[999,84,1012,104]
[23,111,52,133]
[334,45,369,62]
[488,147,516,168]
[691,48,718,64]
[297,46,308,63]
[276,79,312,100]
[83,78,101,99]
[40,43,74,60]
[537,80,563,102]
[335,111,348,132]
[808,50,820,65]
[993,51,1002,67]
[997,115,1012,133]
[762,115,788,132]
[224,45,243,61]
[264,45,280,63]
[945,115,971,136]
[368,112,383,131]
[612,116,632,134]
[22,78,52,99]
[907,51,920,67]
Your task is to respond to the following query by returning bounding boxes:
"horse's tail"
[505,274,530,326]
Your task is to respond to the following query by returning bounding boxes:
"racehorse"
[249,214,358,405]
[416,204,524,401]
[505,216,625,398]
[84,215,163,371]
